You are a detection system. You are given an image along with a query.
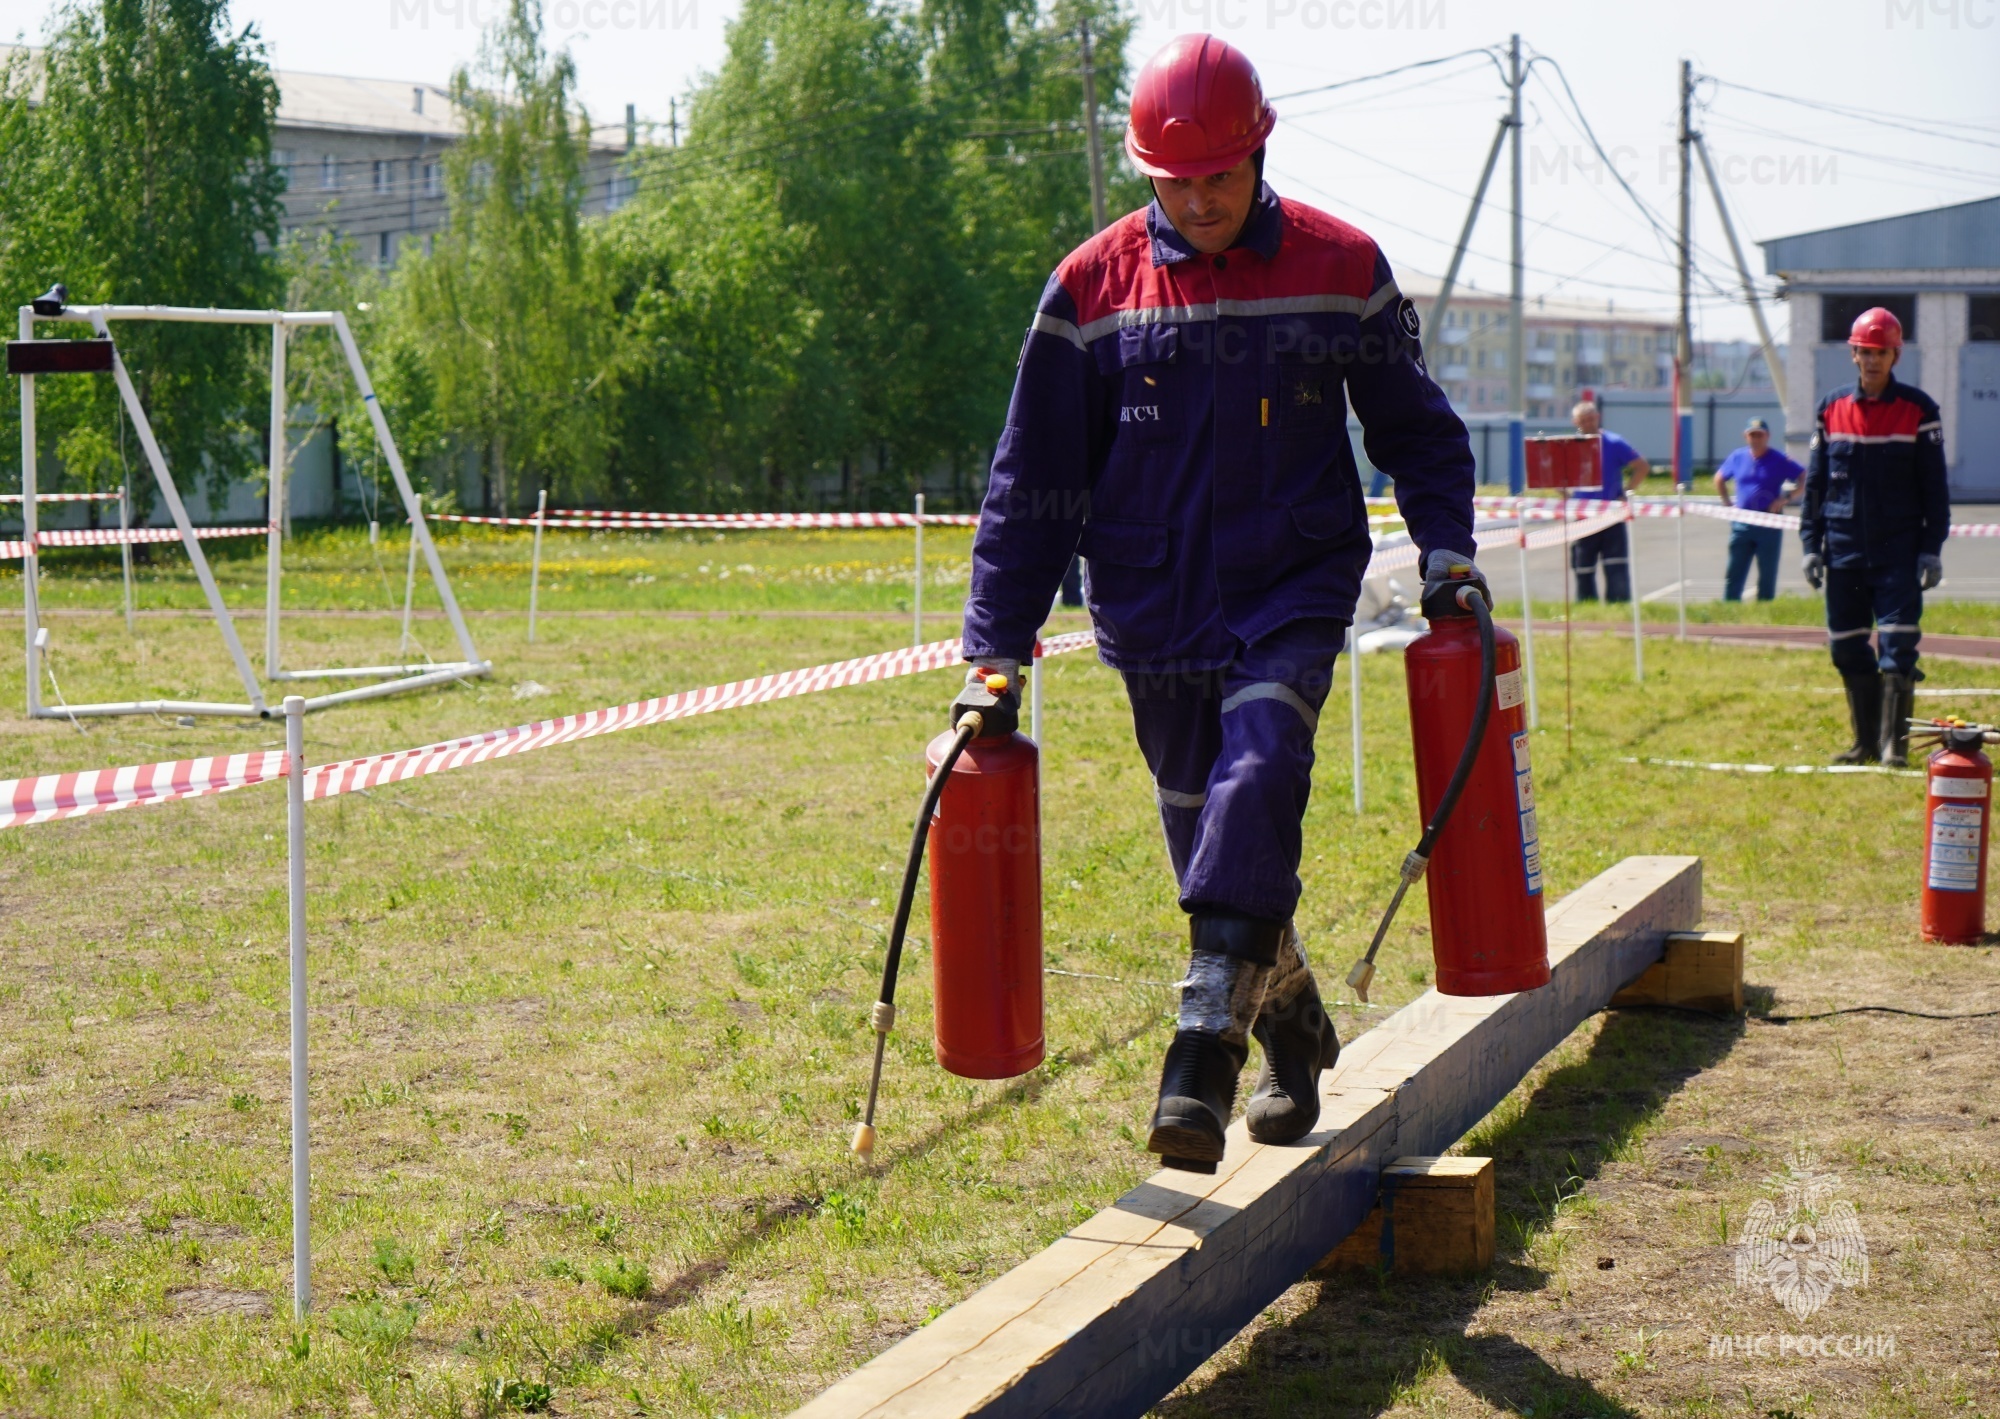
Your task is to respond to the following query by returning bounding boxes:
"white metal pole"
[284,694,311,1320]
[912,493,925,649]
[266,324,287,677]
[20,307,41,720]
[1516,504,1539,730]
[329,313,483,669]
[1627,501,1644,683]
[1030,643,1043,746]
[119,477,134,634]
[1676,482,1688,641]
[528,487,547,644]
[1349,624,1363,815]
[399,496,420,658]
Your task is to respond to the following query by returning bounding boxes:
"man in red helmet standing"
[952,35,1482,1172]
[1800,307,1950,767]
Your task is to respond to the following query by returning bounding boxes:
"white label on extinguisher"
[1513,731,1543,896]
[1930,775,1989,799]
[1495,668,1525,711]
[1928,803,1983,892]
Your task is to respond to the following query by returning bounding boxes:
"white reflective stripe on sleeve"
[1826,433,1919,444]
[1155,782,1207,810]
[1219,681,1320,732]
[1030,313,1084,350]
[1918,421,1942,432]
[1361,280,1402,320]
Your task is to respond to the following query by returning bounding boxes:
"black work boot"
[1147,915,1279,1174]
[1147,1029,1248,1174]
[1880,672,1916,768]
[1246,923,1341,1146]
[1833,673,1881,766]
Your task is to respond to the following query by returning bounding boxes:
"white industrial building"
[1763,195,2000,500]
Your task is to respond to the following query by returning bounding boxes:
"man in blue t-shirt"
[1713,417,1802,602]
[1568,400,1650,601]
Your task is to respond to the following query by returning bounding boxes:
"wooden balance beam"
[792,855,1703,1419]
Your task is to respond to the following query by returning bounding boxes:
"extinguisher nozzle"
[850,1122,877,1160]
[1345,957,1375,1002]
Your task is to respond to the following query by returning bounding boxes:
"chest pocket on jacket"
[1101,324,1182,446]
[1273,355,1336,438]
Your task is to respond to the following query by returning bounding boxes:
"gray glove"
[1802,553,1824,591]
[1918,554,1943,591]
[1420,548,1490,612]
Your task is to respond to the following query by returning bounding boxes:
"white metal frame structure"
[16,303,489,718]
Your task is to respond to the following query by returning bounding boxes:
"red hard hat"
[1848,307,1904,351]
[1125,34,1275,180]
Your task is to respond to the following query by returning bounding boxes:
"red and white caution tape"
[435,510,981,530]
[0,751,289,830]
[30,524,265,549]
[0,633,1102,831]
[0,491,123,503]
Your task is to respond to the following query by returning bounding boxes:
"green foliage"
[589,1255,650,1299]
[491,1376,554,1412]
[371,1235,417,1285]
[395,0,616,512]
[0,0,282,505]
[327,1298,418,1350]
[594,0,1142,510]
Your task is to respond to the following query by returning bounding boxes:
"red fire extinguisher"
[851,670,1042,1160]
[1916,719,1993,945]
[924,728,1044,1078]
[1347,577,1551,1000]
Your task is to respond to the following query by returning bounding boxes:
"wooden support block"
[789,856,1701,1419]
[1609,930,1743,1014]
[1312,1156,1494,1276]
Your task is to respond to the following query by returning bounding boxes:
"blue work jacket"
[961,186,1477,671]
[1801,377,1950,570]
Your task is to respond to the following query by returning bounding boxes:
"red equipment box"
[1523,434,1602,492]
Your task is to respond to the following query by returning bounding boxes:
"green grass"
[0,535,1995,1415]
[11,522,973,616]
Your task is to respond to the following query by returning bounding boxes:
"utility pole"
[1676,58,1695,488]
[669,97,679,148]
[1694,132,1788,407]
[1428,116,1509,377]
[1080,19,1108,231]
[1507,33,1524,495]
[625,102,637,153]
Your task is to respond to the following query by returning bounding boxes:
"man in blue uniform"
[951,35,1482,1172]
[1800,307,1950,768]
[1568,399,1650,601]
[1714,417,1802,602]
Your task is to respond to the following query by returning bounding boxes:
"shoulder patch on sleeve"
[1396,297,1422,340]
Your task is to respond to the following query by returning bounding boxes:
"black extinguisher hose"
[851,710,982,1160]
[1345,586,1496,1003]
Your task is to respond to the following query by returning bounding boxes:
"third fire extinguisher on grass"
[1914,719,1995,945]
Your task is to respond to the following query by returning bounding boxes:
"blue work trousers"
[1569,522,1631,602]
[1121,618,1347,929]
[1825,563,1922,677]
[1723,523,1784,602]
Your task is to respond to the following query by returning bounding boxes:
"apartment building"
[1402,279,1676,420]
[273,68,640,264]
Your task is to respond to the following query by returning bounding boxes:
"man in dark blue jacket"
[952,35,1482,1172]
[1800,307,1950,767]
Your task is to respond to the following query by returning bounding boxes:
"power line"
[1698,115,2000,186]
[1266,46,1508,103]
[1702,76,2000,149]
